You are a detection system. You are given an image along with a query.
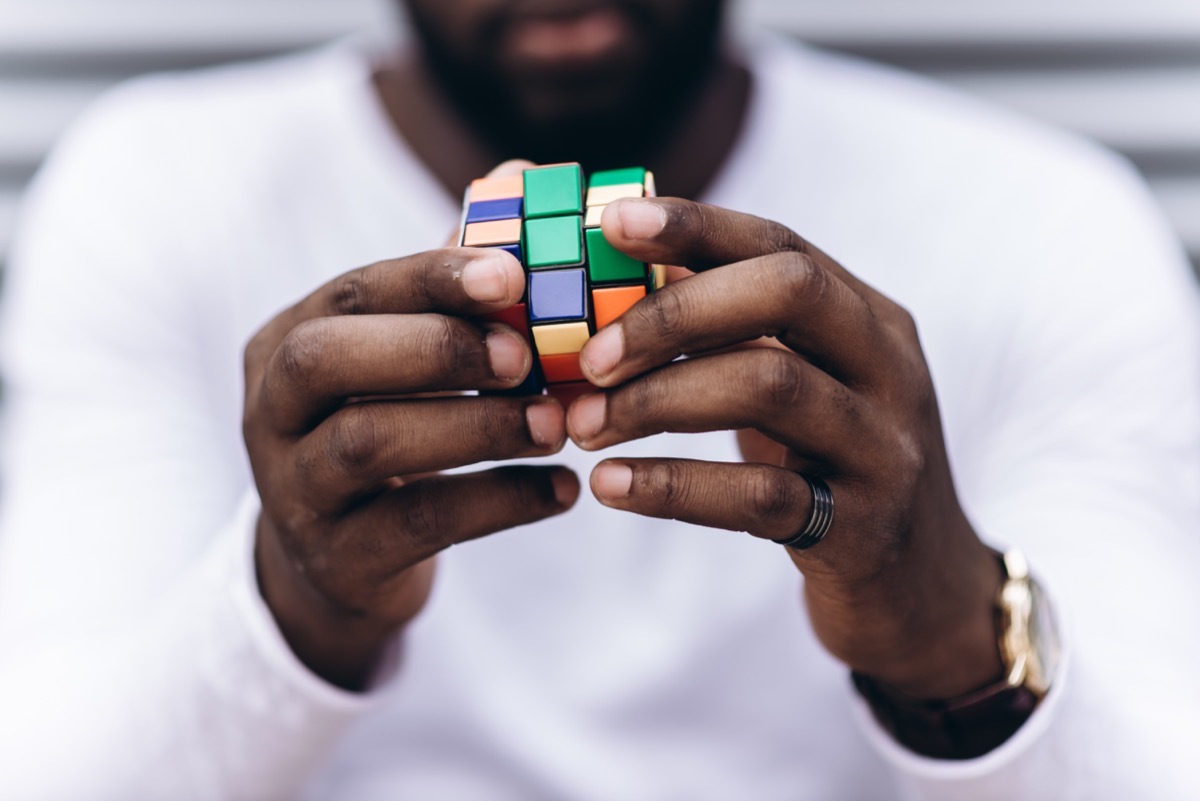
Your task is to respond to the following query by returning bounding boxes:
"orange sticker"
[463,218,522,247]
[592,285,646,330]
[468,174,524,202]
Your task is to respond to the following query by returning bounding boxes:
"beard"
[401,0,726,171]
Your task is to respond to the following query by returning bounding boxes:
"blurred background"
[1,0,1198,277]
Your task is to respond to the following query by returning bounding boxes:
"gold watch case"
[997,549,1061,698]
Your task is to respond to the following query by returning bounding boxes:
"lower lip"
[503,7,631,68]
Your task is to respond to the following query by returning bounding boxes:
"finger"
[260,313,532,434]
[566,349,874,464]
[295,396,566,510]
[478,159,537,186]
[245,247,526,384]
[578,250,883,387]
[588,457,821,544]
[600,197,879,299]
[330,465,580,581]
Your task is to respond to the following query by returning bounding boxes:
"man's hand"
[243,245,578,690]
[565,198,1004,700]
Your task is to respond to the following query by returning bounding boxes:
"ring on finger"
[772,475,834,550]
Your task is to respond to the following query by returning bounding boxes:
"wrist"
[852,548,1059,759]
[866,539,1006,700]
[254,515,402,691]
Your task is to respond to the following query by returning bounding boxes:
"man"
[1,1,1198,798]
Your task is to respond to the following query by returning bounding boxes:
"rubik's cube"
[459,163,664,395]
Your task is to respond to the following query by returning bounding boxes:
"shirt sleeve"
[850,146,1200,799]
[0,81,397,801]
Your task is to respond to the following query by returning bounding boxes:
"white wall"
[2,0,1199,272]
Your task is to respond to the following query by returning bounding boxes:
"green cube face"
[585,227,645,283]
[588,167,647,188]
[526,216,584,268]
[523,164,584,218]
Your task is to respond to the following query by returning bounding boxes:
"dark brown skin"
[377,0,749,201]
[246,0,1005,699]
[244,197,579,688]
[569,199,1004,698]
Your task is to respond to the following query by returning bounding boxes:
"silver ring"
[772,475,834,550]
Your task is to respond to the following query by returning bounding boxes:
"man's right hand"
[242,245,578,689]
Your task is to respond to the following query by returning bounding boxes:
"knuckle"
[764,221,807,255]
[909,369,937,417]
[746,469,797,531]
[275,319,335,392]
[624,374,666,419]
[331,267,371,316]
[397,484,456,546]
[466,400,527,455]
[325,405,387,477]
[645,460,691,508]
[893,303,919,338]
[778,252,827,302]
[751,350,808,409]
[874,299,918,346]
[874,428,926,507]
[686,202,721,245]
[505,467,557,512]
[409,257,442,310]
[639,286,690,341]
[429,316,476,376]
[243,334,272,378]
[894,429,927,479]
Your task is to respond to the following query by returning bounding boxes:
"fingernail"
[550,469,580,508]
[581,324,623,379]
[485,330,528,380]
[592,463,633,501]
[526,401,564,448]
[461,254,510,302]
[568,392,606,442]
[616,199,667,240]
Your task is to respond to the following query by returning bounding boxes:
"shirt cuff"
[848,575,1071,786]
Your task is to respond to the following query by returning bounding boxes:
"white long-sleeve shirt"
[1,36,1198,800]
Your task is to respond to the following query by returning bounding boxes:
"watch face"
[1026,578,1061,695]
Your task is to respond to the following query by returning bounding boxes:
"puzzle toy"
[459,164,665,395]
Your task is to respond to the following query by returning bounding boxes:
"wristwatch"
[852,549,1061,760]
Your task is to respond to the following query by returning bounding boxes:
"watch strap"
[851,670,1040,760]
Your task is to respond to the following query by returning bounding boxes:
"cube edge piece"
[539,352,587,384]
[585,226,645,283]
[585,205,606,228]
[589,166,647,188]
[585,183,645,207]
[531,321,590,356]
[592,285,646,330]
[463,218,523,247]
[465,197,524,224]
